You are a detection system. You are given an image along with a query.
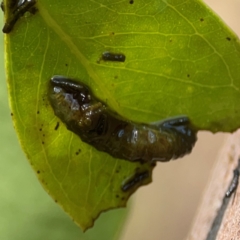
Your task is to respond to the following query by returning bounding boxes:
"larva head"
[50,76,92,104]
[48,76,93,129]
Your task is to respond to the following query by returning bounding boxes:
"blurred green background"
[0,15,128,240]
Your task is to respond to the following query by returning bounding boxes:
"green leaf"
[3,0,240,231]
[0,17,128,240]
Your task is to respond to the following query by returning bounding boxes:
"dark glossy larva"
[122,171,149,192]
[2,0,37,33]
[102,51,126,62]
[48,76,197,163]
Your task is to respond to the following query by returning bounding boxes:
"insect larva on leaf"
[1,2,5,12]
[2,0,37,33]
[122,171,150,192]
[48,76,197,163]
[102,51,126,62]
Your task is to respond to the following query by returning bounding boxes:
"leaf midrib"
[38,3,120,112]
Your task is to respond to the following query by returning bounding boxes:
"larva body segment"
[49,76,197,163]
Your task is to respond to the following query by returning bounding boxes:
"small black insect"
[1,1,4,12]
[48,76,197,163]
[225,159,240,198]
[2,0,37,33]
[102,51,126,62]
[122,171,149,192]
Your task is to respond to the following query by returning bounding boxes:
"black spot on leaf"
[75,149,81,155]
[54,122,60,130]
